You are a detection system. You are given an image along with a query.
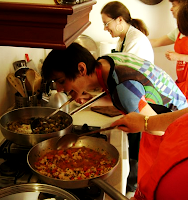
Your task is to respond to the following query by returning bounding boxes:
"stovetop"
[0,124,107,200]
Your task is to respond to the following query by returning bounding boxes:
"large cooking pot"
[0,107,73,147]
[0,183,79,200]
[27,136,129,200]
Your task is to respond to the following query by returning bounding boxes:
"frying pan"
[0,107,73,147]
[0,92,107,147]
[27,136,129,200]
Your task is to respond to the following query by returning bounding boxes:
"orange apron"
[174,32,188,99]
[134,113,188,200]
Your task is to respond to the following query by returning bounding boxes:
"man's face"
[52,71,87,100]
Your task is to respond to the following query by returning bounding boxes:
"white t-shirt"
[167,27,185,41]
[115,25,154,64]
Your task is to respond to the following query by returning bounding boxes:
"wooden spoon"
[34,71,42,93]
[7,73,26,97]
[26,69,35,95]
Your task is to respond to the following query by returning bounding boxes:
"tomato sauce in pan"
[35,146,116,180]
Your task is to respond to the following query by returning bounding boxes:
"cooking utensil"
[13,60,27,71]
[69,91,106,115]
[0,183,78,200]
[30,97,74,131]
[74,34,99,59]
[15,67,29,97]
[7,73,26,97]
[27,136,129,200]
[0,91,107,147]
[57,126,116,150]
[43,90,69,113]
[0,107,73,147]
[33,72,42,93]
[31,91,106,131]
[26,69,35,95]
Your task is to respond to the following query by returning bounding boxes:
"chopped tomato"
[35,146,115,181]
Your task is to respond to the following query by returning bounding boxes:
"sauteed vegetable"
[34,146,116,180]
[7,115,70,134]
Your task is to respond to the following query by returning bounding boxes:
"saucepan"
[27,136,129,200]
[0,92,107,147]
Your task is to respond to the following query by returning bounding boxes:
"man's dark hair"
[42,42,99,81]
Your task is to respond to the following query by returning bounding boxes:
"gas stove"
[0,124,106,200]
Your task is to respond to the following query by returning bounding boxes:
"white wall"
[83,0,177,80]
[0,46,47,115]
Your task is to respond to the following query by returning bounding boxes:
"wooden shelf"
[0,0,96,49]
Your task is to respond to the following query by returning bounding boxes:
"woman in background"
[101,1,154,64]
[150,0,188,99]
[150,0,182,47]
[166,2,188,99]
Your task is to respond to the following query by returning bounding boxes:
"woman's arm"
[150,35,174,47]
[139,103,164,136]
[111,108,188,133]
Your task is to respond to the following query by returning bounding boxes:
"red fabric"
[174,32,188,98]
[137,132,163,183]
[134,113,188,200]
[138,96,147,112]
[95,65,110,95]
[155,158,188,200]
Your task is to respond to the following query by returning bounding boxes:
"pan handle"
[90,178,129,200]
[69,91,107,116]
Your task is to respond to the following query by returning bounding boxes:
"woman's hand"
[165,51,179,61]
[111,112,145,133]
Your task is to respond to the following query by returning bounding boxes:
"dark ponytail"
[131,19,149,36]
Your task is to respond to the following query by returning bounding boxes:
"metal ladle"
[30,97,74,131]
[31,91,107,131]
[56,126,117,150]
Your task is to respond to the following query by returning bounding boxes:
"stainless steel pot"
[0,183,79,200]
[27,136,129,200]
[0,107,73,147]
[43,90,69,113]
[0,92,106,147]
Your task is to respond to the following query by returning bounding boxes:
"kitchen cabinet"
[0,0,96,49]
